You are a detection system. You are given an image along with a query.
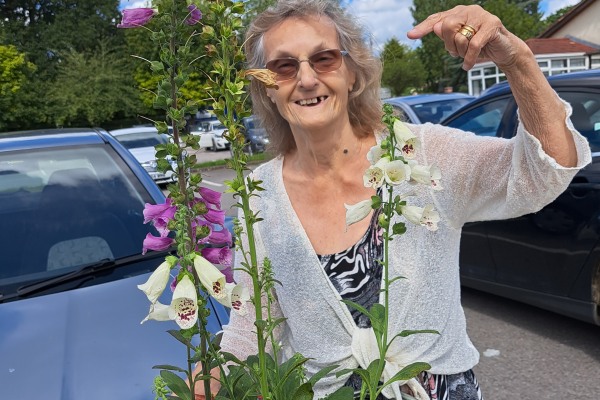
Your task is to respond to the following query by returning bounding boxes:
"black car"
[442,69,600,325]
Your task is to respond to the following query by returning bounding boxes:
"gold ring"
[458,24,476,41]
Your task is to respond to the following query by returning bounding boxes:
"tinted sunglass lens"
[309,50,342,72]
[265,58,299,81]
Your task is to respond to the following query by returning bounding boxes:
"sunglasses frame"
[264,49,349,82]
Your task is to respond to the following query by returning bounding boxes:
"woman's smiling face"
[263,15,356,134]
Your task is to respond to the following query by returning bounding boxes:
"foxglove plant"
[340,104,441,400]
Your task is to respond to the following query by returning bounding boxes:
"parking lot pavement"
[191,147,231,163]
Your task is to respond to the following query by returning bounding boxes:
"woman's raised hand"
[407,5,531,71]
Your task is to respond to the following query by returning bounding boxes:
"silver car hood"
[0,272,227,400]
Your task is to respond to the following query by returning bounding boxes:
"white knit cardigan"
[220,101,591,399]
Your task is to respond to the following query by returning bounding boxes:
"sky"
[119,0,583,51]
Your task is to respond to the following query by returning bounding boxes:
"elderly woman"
[197,0,591,399]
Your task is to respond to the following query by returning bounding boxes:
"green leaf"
[320,386,354,400]
[308,364,338,386]
[369,303,386,335]
[166,329,194,349]
[340,299,372,320]
[160,370,192,400]
[152,364,188,374]
[385,362,431,384]
[292,382,314,400]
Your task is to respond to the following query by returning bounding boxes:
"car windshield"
[0,145,157,286]
[410,98,473,124]
[116,131,167,149]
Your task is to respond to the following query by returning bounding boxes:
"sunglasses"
[264,49,349,82]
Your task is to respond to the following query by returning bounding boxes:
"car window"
[0,145,156,283]
[410,98,474,124]
[116,131,167,149]
[558,91,600,153]
[445,97,511,136]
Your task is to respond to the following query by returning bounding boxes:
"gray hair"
[244,0,384,155]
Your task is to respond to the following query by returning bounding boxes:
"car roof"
[385,93,474,106]
[109,126,159,136]
[481,69,600,97]
[0,128,108,152]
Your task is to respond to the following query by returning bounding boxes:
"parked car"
[442,69,600,325]
[241,115,269,155]
[109,126,177,186]
[384,93,475,124]
[193,120,230,151]
[0,128,229,399]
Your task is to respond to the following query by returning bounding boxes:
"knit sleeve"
[219,193,286,361]
[415,98,591,228]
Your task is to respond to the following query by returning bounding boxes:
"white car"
[109,126,177,185]
[193,120,230,151]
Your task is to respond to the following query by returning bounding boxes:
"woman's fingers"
[407,5,510,70]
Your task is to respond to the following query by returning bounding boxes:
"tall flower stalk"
[341,104,441,400]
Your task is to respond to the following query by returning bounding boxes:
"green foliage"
[541,4,575,30]
[411,0,543,92]
[46,40,141,126]
[0,45,36,131]
[482,0,544,39]
[381,38,426,96]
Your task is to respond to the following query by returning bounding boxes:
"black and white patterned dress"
[317,208,483,400]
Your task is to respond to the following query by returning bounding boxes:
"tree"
[482,0,543,39]
[411,0,544,92]
[381,38,426,96]
[411,0,474,92]
[542,4,576,30]
[0,0,126,129]
[0,45,36,131]
[46,41,141,127]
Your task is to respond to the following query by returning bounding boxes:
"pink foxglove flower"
[117,8,156,28]
[185,4,202,25]
[201,246,233,267]
[142,233,175,254]
[198,186,222,208]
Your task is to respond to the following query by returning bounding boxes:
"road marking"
[202,179,223,187]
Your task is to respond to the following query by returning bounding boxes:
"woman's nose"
[296,61,319,88]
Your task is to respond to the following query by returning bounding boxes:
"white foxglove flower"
[168,275,198,329]
[400,204,440,231]
[193,255,226,299]
[421,205,440,231]
[345,198,374,226]
[367,145,385,165]
[409,162,442,190]
[393,120,420,159]
[216,282,250,316]
[137,260,171,304]
[141,302,170,324]
[363,165,385,188]
[400,204,424,226]
[383,160,411,186]
[141,275,198,329]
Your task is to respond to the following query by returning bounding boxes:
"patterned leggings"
[346,369,483,400]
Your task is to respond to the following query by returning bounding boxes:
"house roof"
[524,37,600,55]
[538,0,595,38]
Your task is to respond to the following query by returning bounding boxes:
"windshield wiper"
[0,250,170,302]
